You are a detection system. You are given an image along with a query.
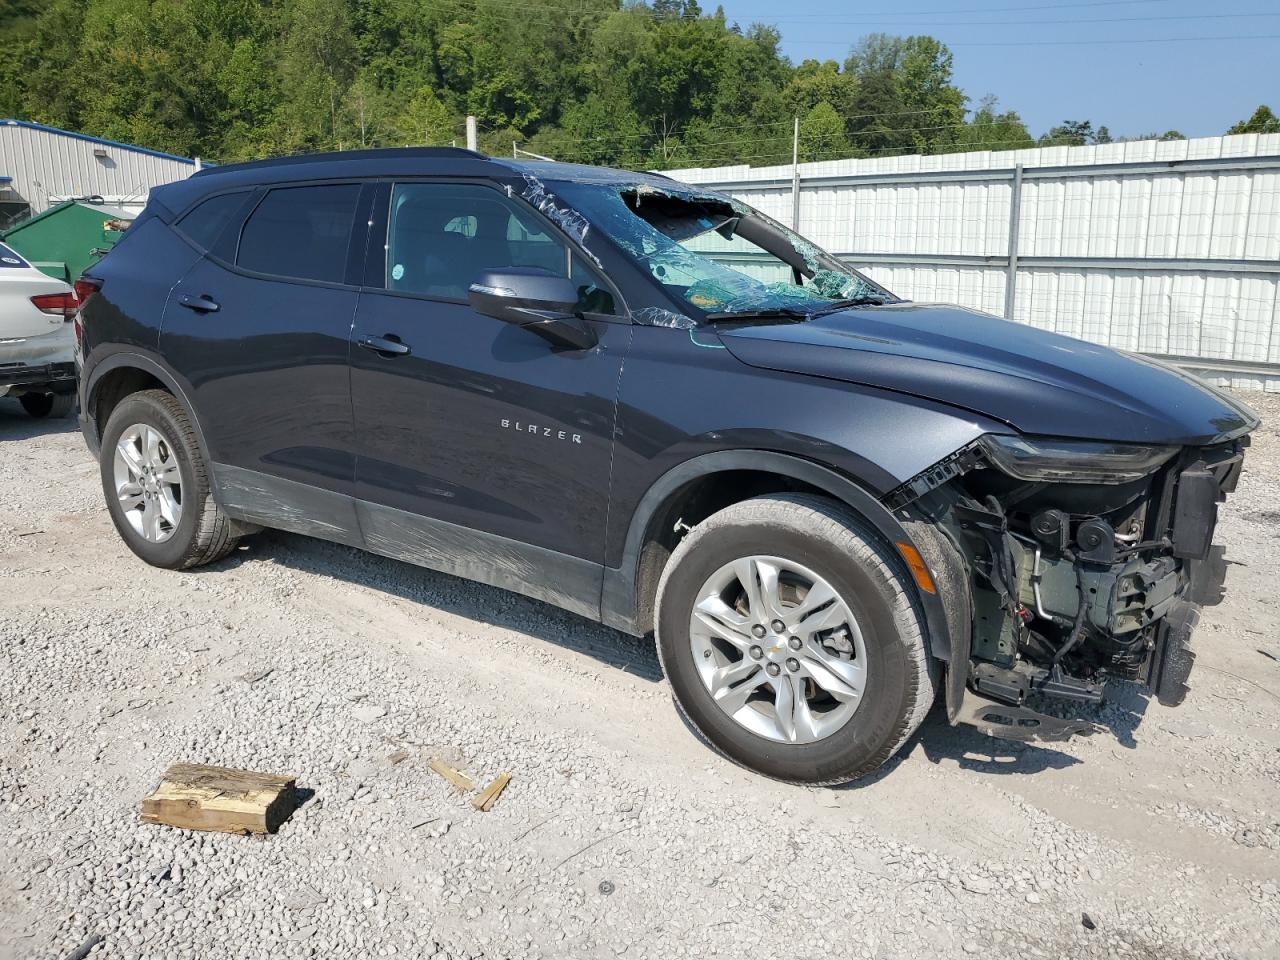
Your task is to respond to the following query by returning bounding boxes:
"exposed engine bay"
[890,432,1248,741]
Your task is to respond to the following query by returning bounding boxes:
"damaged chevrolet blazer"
[77,149,1257,784]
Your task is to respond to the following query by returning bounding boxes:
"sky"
[711,0,1279,139]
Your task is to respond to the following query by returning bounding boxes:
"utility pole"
[1004,163,1025,321]
[466,116,478,152]
[791,116,801,230]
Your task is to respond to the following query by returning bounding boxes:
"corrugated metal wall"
[0,121,197,217]
[664,133,1280,392]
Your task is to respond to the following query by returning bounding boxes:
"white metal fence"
[663,133,1280,392]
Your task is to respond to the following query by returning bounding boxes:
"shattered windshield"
[541,177,894,326]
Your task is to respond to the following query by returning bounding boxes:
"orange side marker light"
[895,542,936,595]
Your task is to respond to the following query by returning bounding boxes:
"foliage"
[844,34,966,156]
[1039,120,1101,147]
[0,0,1209,168]
[1228,105,1279,135]
[940,96,1033,154]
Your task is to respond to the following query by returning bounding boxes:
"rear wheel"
[655,493,937,784]
[100,389,241,569]
[19,391,74,419]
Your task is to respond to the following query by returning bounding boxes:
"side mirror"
[468,267,597,351]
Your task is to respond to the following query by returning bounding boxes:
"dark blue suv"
[76,148,1258,783]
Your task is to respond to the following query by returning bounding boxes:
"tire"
[655,493,938,785]
[99,389,241,569]
[19,391,74,419]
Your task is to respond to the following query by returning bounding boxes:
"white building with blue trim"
[0,119,199,229]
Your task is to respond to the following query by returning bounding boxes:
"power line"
[534,102,1046,149]
[797,12,1280,28]
[741,0,1181,16]
[416,0,1194,29]
[435,0,1184,24]
[786,33,1280,47]
[404,0,1280,51]
[548,116,1031,154]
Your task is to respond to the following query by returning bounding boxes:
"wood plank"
[427,758,474,792]
[140,762,297,835]
[471,773,511,812]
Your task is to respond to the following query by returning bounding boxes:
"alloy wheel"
[688,555,868,744]
[113,423,183,543]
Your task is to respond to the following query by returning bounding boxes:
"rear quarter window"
[237,184,362,283]
[0,241,29,268]
[176,191,251,251]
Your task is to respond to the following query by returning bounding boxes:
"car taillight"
[30,291,80,318]
[72,277,102,345]
[73,277,101,306]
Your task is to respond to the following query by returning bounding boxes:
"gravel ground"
[1,393,1278,960]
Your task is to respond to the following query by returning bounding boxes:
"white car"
[0,240,78,418]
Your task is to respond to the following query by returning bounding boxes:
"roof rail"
[194,146,490,176]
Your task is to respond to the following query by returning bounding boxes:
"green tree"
[1040,120,1097,147]
[10,0,91,129]
[845,34,966,156]
[393,86,456,146]
[1123,130,1185,142]
[785,60,857,120]
[798,101,851,162]
[941,96,1033,153]
[274,0,357,151]
[1,3,1193,170]
[1228,105,1279,135]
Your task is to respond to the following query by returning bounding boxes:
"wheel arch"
[601,450,957,665]
[82,352,210,468]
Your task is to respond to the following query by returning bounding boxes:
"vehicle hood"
[716,303,1259,445]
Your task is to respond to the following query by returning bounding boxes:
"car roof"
[149,148,691,216]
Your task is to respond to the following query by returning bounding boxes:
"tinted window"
[237,184,361,283]
[384,183,615,313]
[571,254,616,315]
[177,191,250,251]
[386,183,569,300]
[0,241,29,268]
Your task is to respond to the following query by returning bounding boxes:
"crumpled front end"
[890,430,1251,741]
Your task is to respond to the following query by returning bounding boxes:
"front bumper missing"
[953,688,1101,742]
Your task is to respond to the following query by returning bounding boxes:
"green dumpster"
[0,200,133,282]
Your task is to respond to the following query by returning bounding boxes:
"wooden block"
[428,758,474,792]
[471,773,511,812]
[140,763,298,835]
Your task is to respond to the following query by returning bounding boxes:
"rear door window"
[176,191,251,251]
[237,184,362,283]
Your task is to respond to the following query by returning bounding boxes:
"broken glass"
[542,177,894,325]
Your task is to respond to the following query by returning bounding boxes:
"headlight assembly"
[979,434,1177,484]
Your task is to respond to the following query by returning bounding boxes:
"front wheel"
[655,493,937,785]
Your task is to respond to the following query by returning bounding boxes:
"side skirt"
[212,463,604,622]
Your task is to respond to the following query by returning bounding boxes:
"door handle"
[178,293,220,313]
[358,334,412,357]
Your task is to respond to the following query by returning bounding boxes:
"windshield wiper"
[703,307,811,322]
[808,296,894,317]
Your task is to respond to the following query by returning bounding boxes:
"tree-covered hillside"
[0,0,1178,166]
